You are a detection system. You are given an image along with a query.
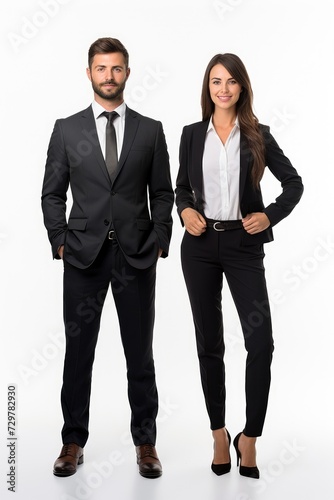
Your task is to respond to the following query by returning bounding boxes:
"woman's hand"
[181,208,207,236]
[242,213,270,234]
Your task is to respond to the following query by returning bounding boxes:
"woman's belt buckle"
[213,222,226,231]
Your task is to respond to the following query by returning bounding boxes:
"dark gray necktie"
[101,111,118,178]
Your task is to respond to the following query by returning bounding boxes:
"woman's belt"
[206,219,243,231]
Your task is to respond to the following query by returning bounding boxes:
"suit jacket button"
[104,219,109,226]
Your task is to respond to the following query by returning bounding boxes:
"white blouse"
[202,117,242,221]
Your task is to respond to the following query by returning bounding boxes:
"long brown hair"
[201,53,265,187]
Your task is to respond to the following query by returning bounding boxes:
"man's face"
[87,52,130,103]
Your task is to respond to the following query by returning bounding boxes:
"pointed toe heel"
[233,432,260,479]
[211,429,231,476]
[211,461,231,476]
[239,464,260,479]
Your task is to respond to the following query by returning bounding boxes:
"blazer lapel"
[239,131,251,198]
[113,106,139,184]
[191,120,209,207]
[80,106,111,183]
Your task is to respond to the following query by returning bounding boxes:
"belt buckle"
[108,230,115,240]
[213,222,225,232]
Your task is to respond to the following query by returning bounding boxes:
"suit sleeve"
[175,126,196,225]
[149,121,174,258]
[262,127,304,226]
[41,120,70,259]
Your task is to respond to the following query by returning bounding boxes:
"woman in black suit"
[175,53,303,478]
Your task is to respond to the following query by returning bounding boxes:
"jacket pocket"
[67,218,88,231]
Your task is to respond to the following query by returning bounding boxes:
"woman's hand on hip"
[242,212,270,234]
[181,208,207,236]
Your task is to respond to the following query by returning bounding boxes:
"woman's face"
[209,64,243,112]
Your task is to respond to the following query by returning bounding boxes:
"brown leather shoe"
[53,443,84,477]
[136,444,162,478]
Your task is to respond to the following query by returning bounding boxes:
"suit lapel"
[80,105,140,185]
[239,131,251,198]
[113,106,139,184]
[80,106,111,183]
[191,121,209,201]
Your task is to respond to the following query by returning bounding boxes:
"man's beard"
[91,79,126,101]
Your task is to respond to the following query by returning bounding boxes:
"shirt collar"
[207,115,240,133]
[92,100,127,119]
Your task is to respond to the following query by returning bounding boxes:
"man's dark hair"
[88,37,129,69]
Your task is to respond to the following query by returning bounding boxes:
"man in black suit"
[41,37,173,479]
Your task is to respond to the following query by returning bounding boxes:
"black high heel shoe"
[233,432,260,479]
[211,429,231,476]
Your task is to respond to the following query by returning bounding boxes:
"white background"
[1,0,333,499]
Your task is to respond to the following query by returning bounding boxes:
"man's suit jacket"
[42,105,174,269]
[175,120,303,245]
